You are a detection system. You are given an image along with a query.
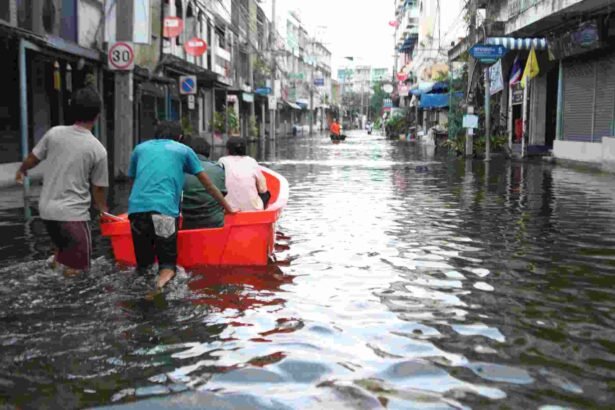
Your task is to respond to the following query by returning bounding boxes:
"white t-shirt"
[33,125,108,221]
[218,155,267,211]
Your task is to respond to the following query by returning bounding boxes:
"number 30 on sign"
[108,42,135,71]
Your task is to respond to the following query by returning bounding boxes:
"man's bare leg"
[156,268,176,289]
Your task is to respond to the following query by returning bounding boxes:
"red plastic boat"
[100,167,289,268]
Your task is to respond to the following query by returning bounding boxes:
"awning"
[284,100,301,110]
[409,82,435,96]
[486,37,548,50]
[419,93,449,109]
[399,34,418,52]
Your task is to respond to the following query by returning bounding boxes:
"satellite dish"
[383,84,394,93]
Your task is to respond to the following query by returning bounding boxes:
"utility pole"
[309,40,315,136]
[269,0,277,140]
[248,0,256,141]
[485,67,491,161]
[465,0,477,157]
[114,0,134,178]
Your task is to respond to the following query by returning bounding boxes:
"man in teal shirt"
[182,138,226,229]
[128,121,235,290]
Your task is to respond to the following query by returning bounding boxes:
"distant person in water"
[15,86,108,276]
[330,118,341,138]
[182,137,227,230]
[128,121,236,290]
[218,137,270,211]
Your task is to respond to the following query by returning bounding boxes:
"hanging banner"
[488,60,504,95]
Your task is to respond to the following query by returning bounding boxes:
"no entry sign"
[108,42,134,71]
[163,17,184,38]
[184,37,208,56]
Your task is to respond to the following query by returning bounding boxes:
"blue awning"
[486,37,548,50]
[419,93,449,109]
[399,34,418,52]
[409,81,438,96]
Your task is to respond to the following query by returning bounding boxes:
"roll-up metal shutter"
[563,59,595,142]
[593,52,615,141]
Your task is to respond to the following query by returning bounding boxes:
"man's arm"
[92,185,108,213]
[196,172,236,213]
[15,153,41,184]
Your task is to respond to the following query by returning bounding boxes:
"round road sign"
[163,17,184,38]
[184,37,208,57]
[108,42,134,71]
[382,84,394,93]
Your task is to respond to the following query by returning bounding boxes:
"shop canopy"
[419,93,449,109]
[486,37,548,50]
[399,35,418,52]
[409,81,448,96]
[285,100,301,110]
[419,91,463,109]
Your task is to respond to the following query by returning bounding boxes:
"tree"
[370,82,388,120]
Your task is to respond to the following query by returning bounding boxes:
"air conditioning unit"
[33,0,61,36]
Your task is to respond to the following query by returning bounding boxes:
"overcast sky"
[260,0,396,74]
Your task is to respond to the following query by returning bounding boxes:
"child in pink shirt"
[218,137,269,211]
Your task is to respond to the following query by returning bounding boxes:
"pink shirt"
[218,156,268,211]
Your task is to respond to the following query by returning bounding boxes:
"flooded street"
[2,132,615,409]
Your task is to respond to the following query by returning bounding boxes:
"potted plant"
[213,106,239,137]
[249,116,259,140]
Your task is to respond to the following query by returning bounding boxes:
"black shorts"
[129,212,179,272]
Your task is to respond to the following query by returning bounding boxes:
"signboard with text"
[469,44,508,63]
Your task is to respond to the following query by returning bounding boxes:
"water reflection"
[1,132,615,408]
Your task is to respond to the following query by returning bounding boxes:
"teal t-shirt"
[128,139,204,217]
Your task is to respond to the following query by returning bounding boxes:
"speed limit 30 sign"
[108,42,135,71]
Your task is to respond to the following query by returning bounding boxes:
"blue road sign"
[314,78,325,86]
[255,87,272,96]
[179,75,197,95]
[469,44,508,63]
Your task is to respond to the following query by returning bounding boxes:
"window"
[60,0,77,41]
[0,1,10,22]
[17,0,33,30]
[134,0,151,44]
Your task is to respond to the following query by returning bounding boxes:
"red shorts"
[44,220,92,271]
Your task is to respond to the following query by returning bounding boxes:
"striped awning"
[486,37,548,50]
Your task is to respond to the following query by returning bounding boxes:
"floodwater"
[1,131,615,409]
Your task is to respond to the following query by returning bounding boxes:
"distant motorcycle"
[366,123,373,135]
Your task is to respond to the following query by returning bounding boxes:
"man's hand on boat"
[224,205,239,214]
[196,171,238,215]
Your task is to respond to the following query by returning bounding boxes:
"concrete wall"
[500,0,584,34]
[554,140,603,163]
[602,137,615,171]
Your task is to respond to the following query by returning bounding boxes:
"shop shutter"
[563,59,595,142]
[593,52,615,141]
